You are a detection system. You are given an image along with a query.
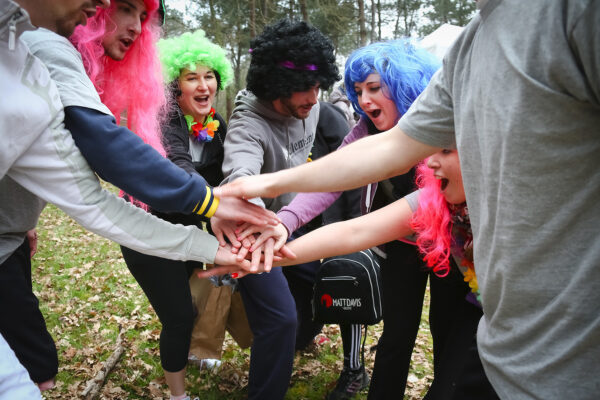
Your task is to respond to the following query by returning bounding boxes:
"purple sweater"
[278,116,380,235]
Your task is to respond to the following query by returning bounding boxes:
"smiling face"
[24,0,108,38]
[177,65,219,122]
[354,73,400,131]
[273,84,320,120]
[101,0,147,61]
[427,149,466,205]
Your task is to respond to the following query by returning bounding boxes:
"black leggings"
[120,246,200,372]
[425,300,499,400]
[0,239,58,383]
[368,240,469,399]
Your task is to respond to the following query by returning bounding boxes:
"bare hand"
[26,229,38,258]
[197,244,297,279]
[242,242,297,272]
[213,173,281,201]
[213,243,254,272]
[211,216,257,259]
[210,216,242,248]
[235,222,289,252]
[245,237,275,272]
[213,196,280,226]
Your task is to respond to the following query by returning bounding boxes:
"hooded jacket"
[0,0,218,264]
[222,89,320,212]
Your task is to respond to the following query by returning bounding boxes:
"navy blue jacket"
[64,106,216,216]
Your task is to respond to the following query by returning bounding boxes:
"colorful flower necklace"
[184,108,220,143]
[449,203,480,303]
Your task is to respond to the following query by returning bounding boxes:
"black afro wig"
[247,19,340,101]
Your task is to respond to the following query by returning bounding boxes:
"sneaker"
[200,358,222,370]
[188,353,202,368]
[188,355,222,371]
[326,366,370,400]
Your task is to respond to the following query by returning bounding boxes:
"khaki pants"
[188,274,253,359]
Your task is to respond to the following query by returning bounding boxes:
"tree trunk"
[394,0,400,37]
[250,0,256,38]
[228,28,244,119]
[208,0,221,45]
[299,0,309,22]
[441,0,449,23]
[357,0,367,46]
[370,0,376,42]
[377,0,382,40]
[226,88,234,120]
[261,0,269,27]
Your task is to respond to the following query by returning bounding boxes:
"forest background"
[164,0,476,117]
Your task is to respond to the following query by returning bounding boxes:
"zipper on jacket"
[8,9,23,51]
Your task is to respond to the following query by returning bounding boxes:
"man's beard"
[281,97,312,119]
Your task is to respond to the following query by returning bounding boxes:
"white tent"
[418,24,464,61]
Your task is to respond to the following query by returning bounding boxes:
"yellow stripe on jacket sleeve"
[204,196,220,218]
[195,186,213,215]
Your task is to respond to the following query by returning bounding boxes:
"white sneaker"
[200,358,222,370]
[188,354,221,371]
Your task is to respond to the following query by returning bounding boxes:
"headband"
[278,60,318,71]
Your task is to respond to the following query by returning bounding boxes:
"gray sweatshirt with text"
[221,90,320,212]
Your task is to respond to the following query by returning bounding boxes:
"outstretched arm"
[279,197,415,265]
[9,119,229,266]
[65,107,278,226]
[197,197,416,278]
[214,125,439,200]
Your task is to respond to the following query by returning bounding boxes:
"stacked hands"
[205,174,295,279]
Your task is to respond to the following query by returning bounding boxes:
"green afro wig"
[158,30,233,89]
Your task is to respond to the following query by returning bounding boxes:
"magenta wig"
[410,161,453,277]
[70,0,167,156]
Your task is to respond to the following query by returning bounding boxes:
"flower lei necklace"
[449,203,480,302]
[184,108,220,143]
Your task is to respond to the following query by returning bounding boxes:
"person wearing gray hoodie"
[212,19,340,400]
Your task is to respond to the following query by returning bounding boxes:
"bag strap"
[361,324,368,367]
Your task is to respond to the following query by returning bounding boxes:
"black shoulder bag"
[312,249,383,325]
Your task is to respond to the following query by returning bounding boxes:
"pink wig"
[70,0,166,156]
[409,161,453,277]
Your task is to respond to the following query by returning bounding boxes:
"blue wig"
[344,40,440,120]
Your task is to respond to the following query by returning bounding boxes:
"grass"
[33,198,433,399]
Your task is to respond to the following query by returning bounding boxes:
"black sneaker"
[326,366,370,399]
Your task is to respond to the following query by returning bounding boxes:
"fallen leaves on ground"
[33,202,433,399]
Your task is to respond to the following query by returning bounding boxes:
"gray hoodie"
[222,90,320,212]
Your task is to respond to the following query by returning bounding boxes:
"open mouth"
[83,8,97,19]
[370,109,381,118]
[120,38,133,49]
[440,178,449,191]
[194,95,209,103]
